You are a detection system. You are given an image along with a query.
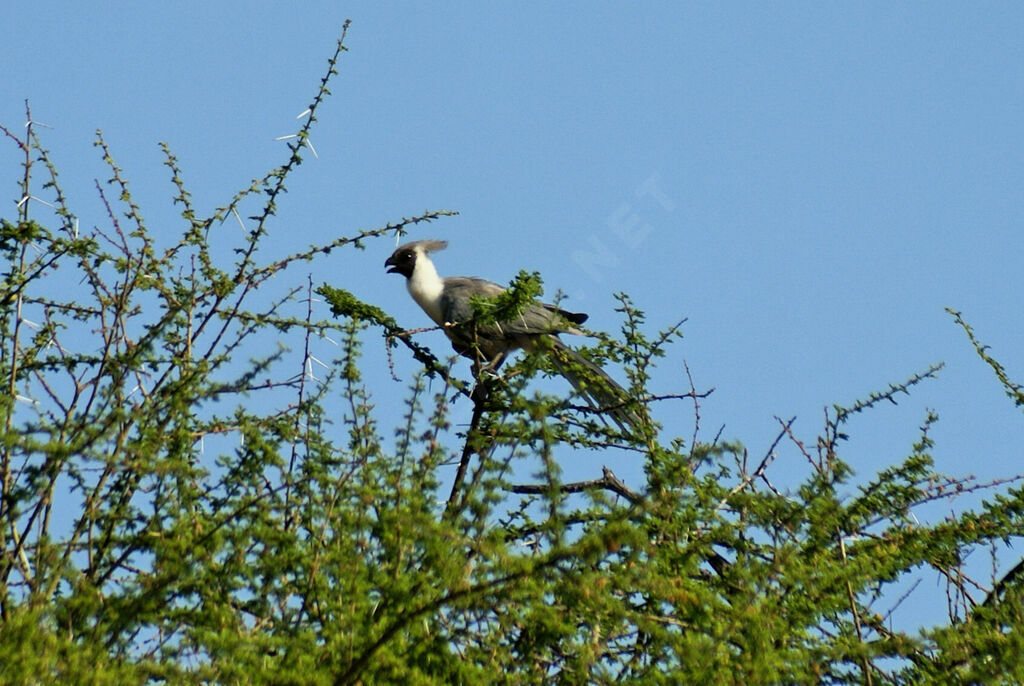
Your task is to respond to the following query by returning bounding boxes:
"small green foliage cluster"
[467,269,545,326]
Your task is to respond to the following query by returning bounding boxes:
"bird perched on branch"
[385,239,646,432]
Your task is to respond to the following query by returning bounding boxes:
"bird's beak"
[384,255,399,274]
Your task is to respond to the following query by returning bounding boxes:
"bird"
[384,239,646,432]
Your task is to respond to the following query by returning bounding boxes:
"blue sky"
[4,3,1024,629]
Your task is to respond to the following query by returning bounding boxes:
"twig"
[507,466,642,505]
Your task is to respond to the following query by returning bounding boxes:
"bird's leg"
[469,348,507,379]
[470,351,507,403]
[478,351,507,375]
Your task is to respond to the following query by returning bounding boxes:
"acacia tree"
[2,24,1023,685]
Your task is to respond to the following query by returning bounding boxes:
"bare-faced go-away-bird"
[384,239,646,432]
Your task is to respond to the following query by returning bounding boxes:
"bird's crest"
[403,239,448,254]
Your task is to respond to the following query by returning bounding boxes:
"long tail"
[547,339,649,434]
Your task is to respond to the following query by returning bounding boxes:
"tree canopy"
[2,25,1023,685]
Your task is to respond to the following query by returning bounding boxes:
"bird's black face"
[385,247,416,278]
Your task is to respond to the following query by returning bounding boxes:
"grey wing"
[438,277,510,361]
[502,302,586,337]
[440,277,585,337]
[439,277,505,325]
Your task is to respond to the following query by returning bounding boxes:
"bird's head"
[385,239,448,278]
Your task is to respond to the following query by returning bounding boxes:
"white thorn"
[231,207,246,232]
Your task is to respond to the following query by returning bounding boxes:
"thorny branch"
[508,466,642,505]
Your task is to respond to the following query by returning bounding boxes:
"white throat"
[407,253,446,326]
